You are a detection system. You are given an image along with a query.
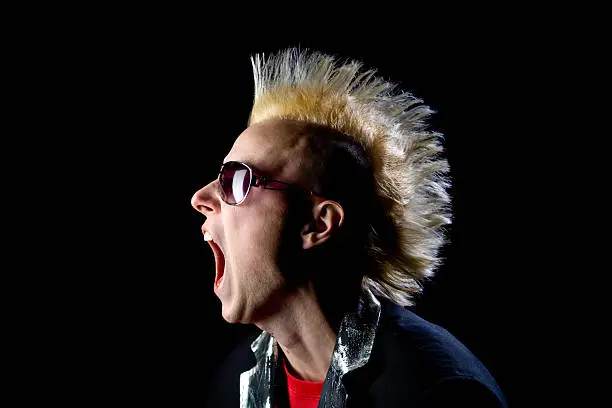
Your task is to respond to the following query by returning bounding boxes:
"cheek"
[224,200,288,264]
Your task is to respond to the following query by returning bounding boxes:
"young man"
[192,49,507,407]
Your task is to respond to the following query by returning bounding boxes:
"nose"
[191,179,221,215]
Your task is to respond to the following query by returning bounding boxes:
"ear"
[301,200,344,250]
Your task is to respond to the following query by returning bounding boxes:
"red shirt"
[283,359,325,408]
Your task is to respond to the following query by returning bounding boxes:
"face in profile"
[191,120,315,324]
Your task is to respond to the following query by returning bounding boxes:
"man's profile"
[192,48,507,407]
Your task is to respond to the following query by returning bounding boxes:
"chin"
[220,304,237,323]
[221,302,249,324]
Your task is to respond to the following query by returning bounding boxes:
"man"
[192,49,507,407]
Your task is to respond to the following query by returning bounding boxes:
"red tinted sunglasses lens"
[219,162,252,204]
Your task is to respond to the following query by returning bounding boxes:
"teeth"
[204,231,213,242]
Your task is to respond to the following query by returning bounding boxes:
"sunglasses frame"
[217,161,324,206]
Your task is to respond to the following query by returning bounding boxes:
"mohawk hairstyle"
[248,48,451,306]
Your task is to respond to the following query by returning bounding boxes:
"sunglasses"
[217,161,324,205]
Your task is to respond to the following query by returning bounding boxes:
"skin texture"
[191,119,344,381]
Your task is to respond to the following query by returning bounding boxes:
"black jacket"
[205,297,507,407]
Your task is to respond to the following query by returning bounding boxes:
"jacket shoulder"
[359,299,507,406]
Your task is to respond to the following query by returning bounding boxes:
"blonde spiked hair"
[248,48,451,306]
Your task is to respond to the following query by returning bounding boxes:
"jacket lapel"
[239,288,382,408]
[318,288,381,408]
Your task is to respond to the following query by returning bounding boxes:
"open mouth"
[207,239,226,290]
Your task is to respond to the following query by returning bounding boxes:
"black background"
[19,12,552,407]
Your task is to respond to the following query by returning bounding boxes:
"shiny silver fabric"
[240,331,277,408]
[239,288,381,408]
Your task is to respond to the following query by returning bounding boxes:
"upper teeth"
[204,231,213,242]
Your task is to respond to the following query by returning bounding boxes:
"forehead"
[223,120,311,180]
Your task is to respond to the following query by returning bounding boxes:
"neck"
[255,284,337,382]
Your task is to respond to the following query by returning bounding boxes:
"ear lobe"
[300,200,344,250]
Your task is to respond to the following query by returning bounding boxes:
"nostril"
[193,200,213,215]
[199,203,214,214]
